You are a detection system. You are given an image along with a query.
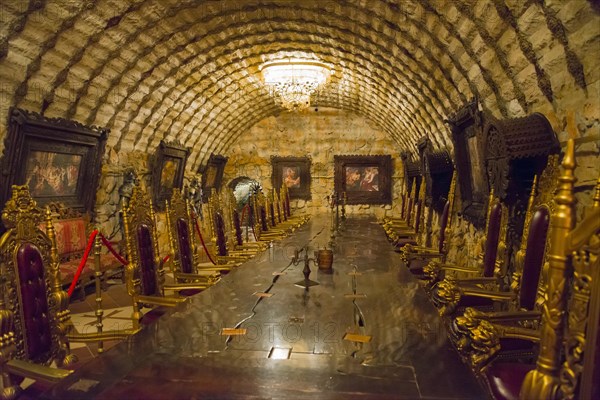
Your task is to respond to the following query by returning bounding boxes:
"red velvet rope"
[239,204,259,241]
[67,229,99,297]
[192,213,217,265]
[67,231,172,297]
[240,204,248,226]
[99,233,128,266]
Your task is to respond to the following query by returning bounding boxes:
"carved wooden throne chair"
[400,170,457,273]
[382,179,418,239]
[206,190,257,265]
[445,165,558,376]
[223,190,266,254]
[0,186,77,398]
[391,178,427,249]
[429,190,509,316]
[165,189,222,284]
[122,186,210,330]
[436,155,561,327]
[458,143,600,400]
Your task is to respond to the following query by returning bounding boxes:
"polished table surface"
[43,216,485,399]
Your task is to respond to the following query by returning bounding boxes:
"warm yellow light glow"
[261,58,331,111]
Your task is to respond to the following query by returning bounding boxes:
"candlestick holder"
[292,247,319,288]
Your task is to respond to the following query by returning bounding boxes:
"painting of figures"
[25,151,82,197]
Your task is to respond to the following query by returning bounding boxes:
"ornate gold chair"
[466,143,600,399]
[221,189,265,255]
[381,180,417,239]
[165,189,224,283]
[230,207,266,252]
[432,156,560,319]
[445,182,554,371]
[122,186,209,330]
[206,190,256,264]
[0,186,77,398]
[429,191,509,316]
[0,185,141,397]
[391,179,426,248]
[259,192,287,239]
[423,189,506,290]
[278,184,309,228]
[400,171,457,272]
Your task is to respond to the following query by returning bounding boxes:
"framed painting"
[152,140,190,210]
[334,155,392,205]
[0,107,108,214]
[200,154,228,199]
[271,156,311,200]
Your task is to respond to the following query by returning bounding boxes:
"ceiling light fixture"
[261,58,331,112]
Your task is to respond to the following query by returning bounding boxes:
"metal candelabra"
[292,247,319,289]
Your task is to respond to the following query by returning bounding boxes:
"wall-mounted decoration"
[417,137,454,213]
[447,99,559,228]
[446,99,489,228]
[334,155,392,205]
[152,140,190,210]
[0,108,108,215]
[483,112,559,201]
[400,151,422,194]
[200,154,228,198]
[271,156,311,200]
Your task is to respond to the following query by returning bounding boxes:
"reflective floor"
[42,216,485,399]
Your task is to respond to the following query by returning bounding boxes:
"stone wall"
[223,108,404,218]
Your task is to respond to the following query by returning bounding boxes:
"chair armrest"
[136,294,188,307]
[409,251,443,259]
[439,265,481,274]
[163,283,209,292]
[226,250,254,257]
[484,310,542,323]
[493,324,541,342]
[460,287,514,302]
[6,359,72,383]
[217,255,247,263]
[175,271,220,282]
[67,328,140,342]
[454,277,500,285]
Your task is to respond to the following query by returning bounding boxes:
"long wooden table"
[43,216,485,399]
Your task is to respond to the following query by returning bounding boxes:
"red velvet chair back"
[176,218,193,274]
[519,206,550,310]
[270,202,276,226]
[137,224,158,296]
[16,243,53,362]
[214,212,228,256]
[0,185,73,369]
[232,209,244,246]
[260,206,268,231]
[285,193,291,217]
[482,202,502,277]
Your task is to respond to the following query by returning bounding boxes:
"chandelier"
[261,59,331,111]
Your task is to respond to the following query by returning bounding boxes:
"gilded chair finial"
[446,169,457,227]
[520,138,576,399]
[593,176,600,209]
[520,175,538,252]
[484,187,496,232]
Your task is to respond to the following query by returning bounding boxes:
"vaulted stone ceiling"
[0,0,598,171]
